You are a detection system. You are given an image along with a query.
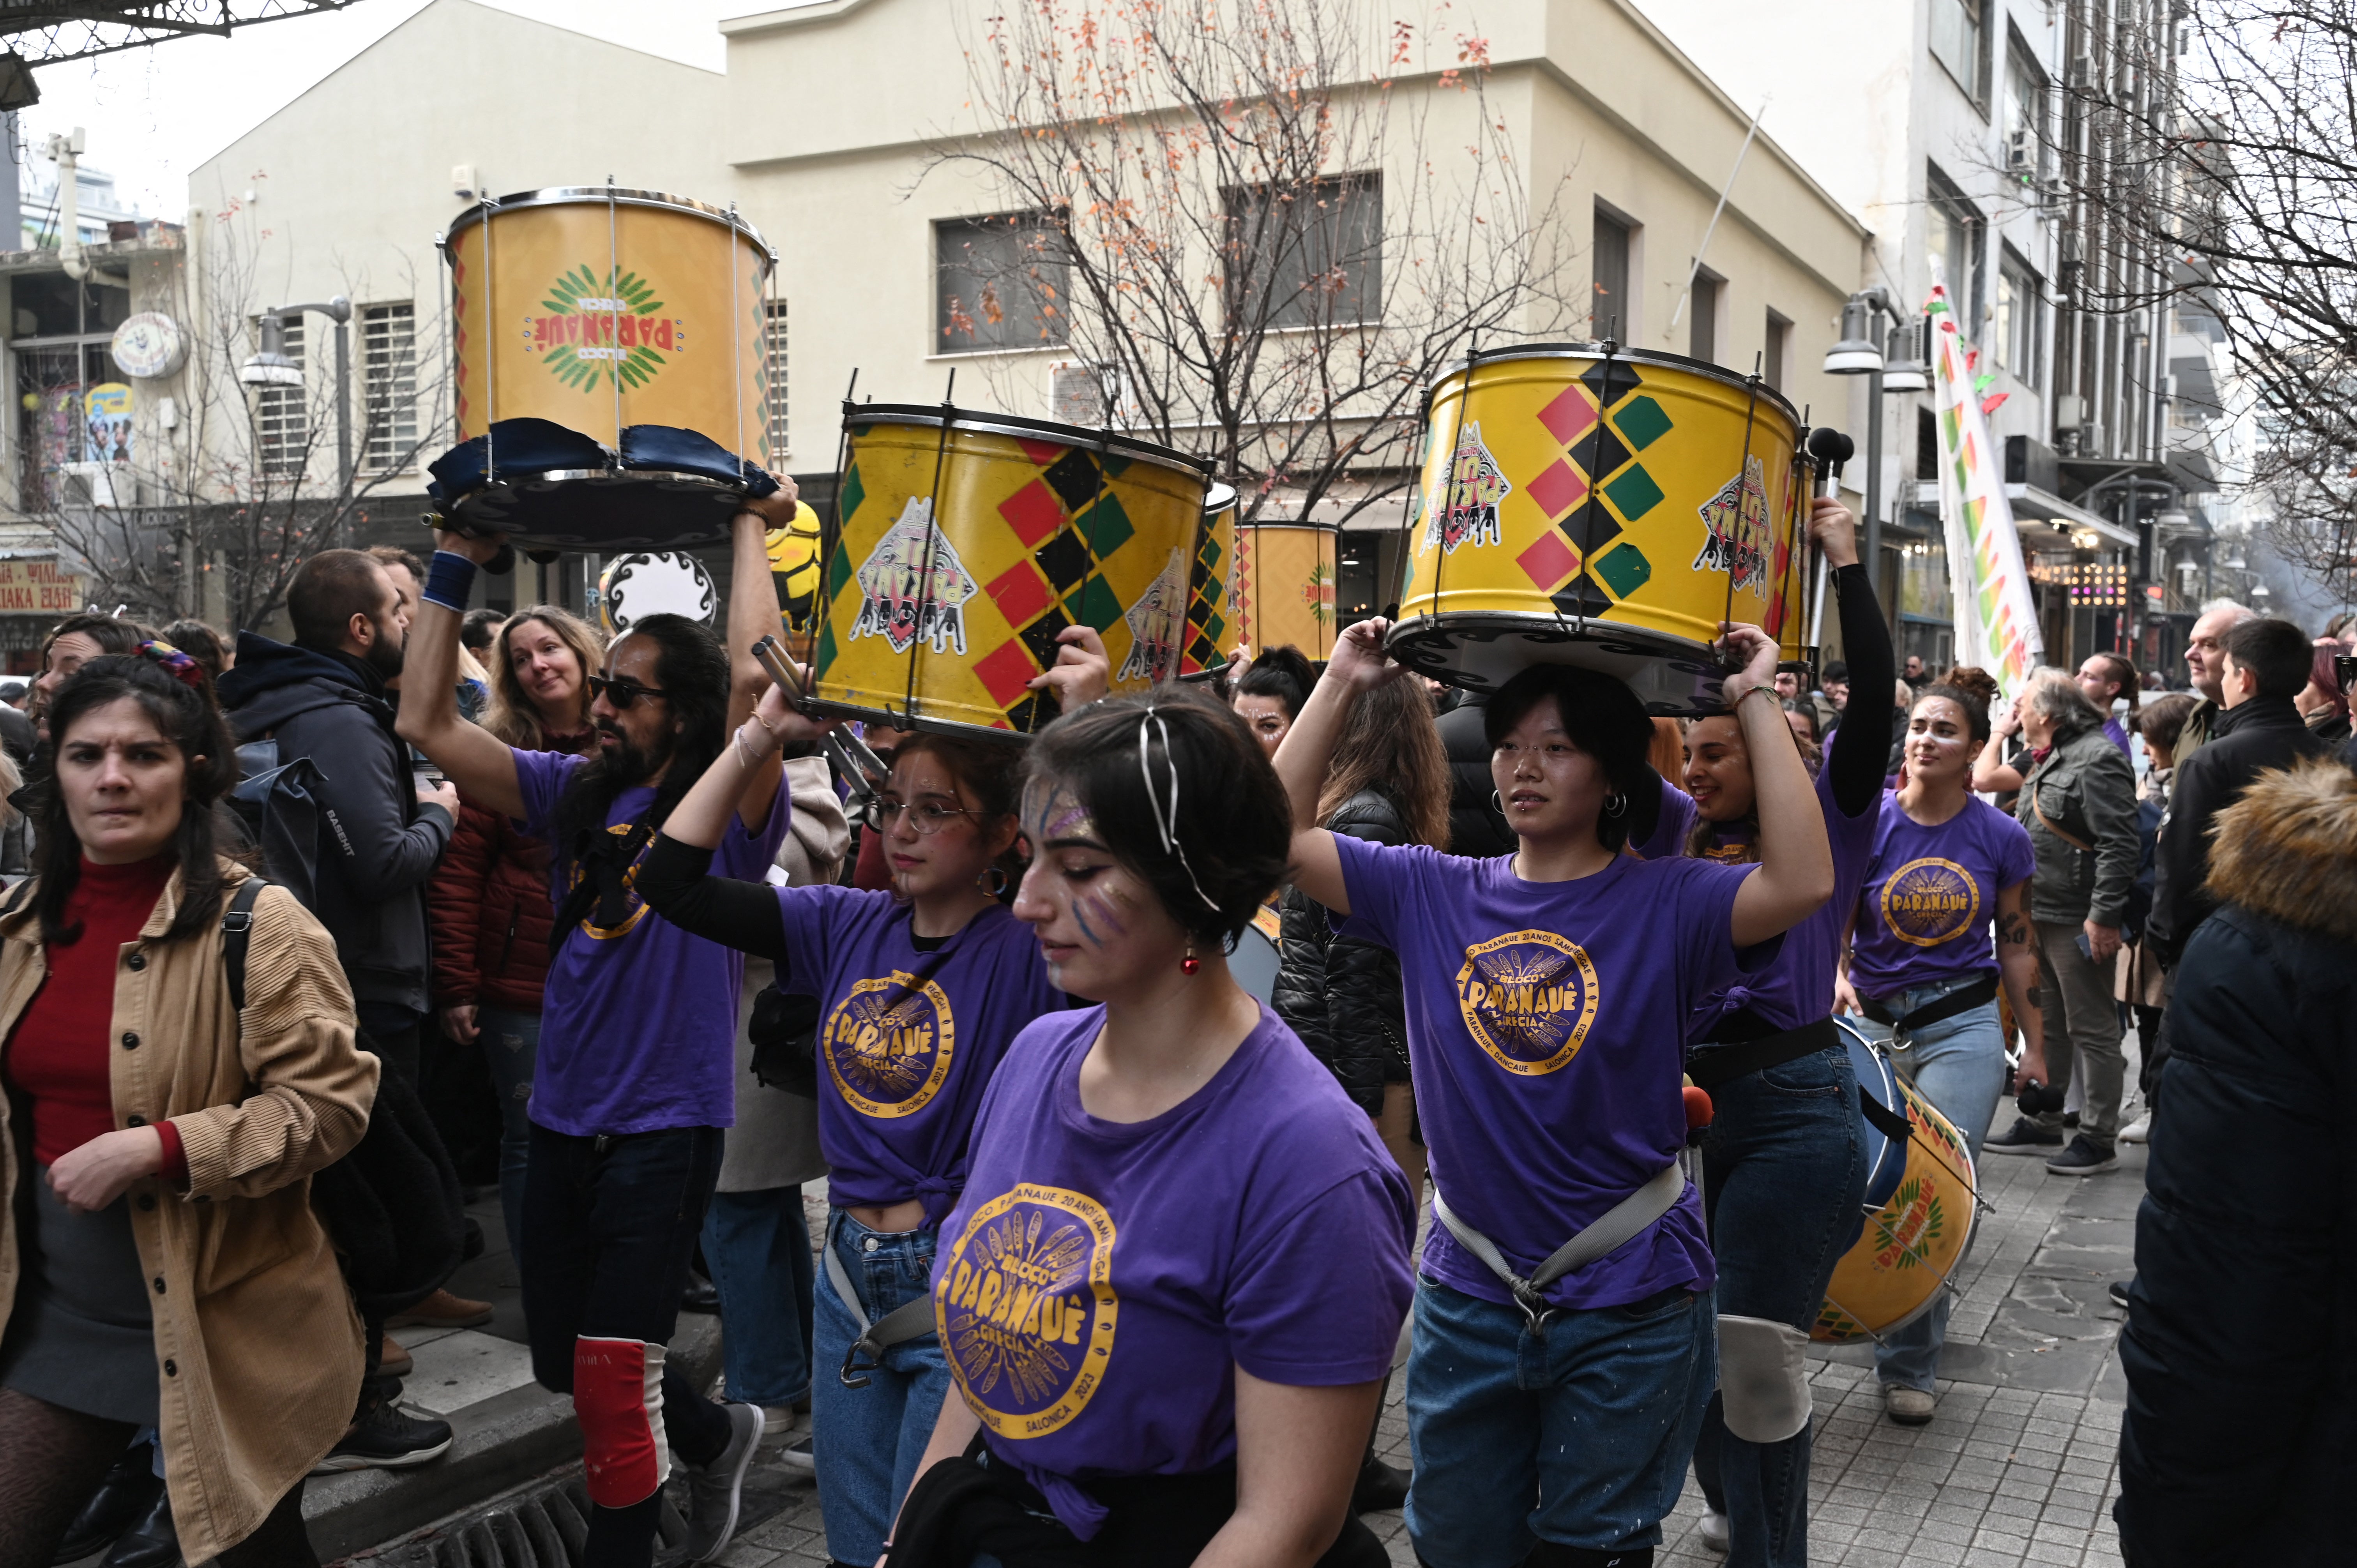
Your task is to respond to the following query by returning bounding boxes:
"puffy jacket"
[425,728,595,1013]
[216,633,453,1011]
[1436,694,1514,857]
[2012,719,2138,926]
[2115,758,2357,1566]
[1274,789,1412,1116]
[2147,695,2331,964]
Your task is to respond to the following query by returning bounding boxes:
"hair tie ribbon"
[137,640,208,692]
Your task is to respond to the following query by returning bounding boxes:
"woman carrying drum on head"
[1230,645,1316,757]
[1671,500,1891,1567]
[883,690,1414,1568]
[630,632,1108,1568]
[1272,616,1834,1568]
[1833,683,2050,1426]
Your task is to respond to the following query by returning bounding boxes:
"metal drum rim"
[1385,608,1726,665]
[444,466,748,510]
[841,402,1213,482]
[799,695,1034,748]
[1203,479,1240,514]
[438,186,778,265]
[1427,340,1805,429]
[1239,519,1341,535]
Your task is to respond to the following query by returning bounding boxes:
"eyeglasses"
[863,798,978,835]
[587,674,669,709]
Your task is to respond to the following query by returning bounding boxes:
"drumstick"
[752,634,809,708]
[1803,429,1856,659]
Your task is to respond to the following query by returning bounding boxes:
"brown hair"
[1938,665,2001,713]
[1317,677,1450,849]
[2083,652,2141,717]
[485,606,606,750]
[2137,692,2197,751]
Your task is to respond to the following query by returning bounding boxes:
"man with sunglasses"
[396,495,799,1568]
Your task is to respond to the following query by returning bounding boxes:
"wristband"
[1726,682,1777,714]
[422,550,479,613]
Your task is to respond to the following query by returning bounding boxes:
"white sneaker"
[2119,1113,2151,1144]
[1697,1506,1731,1553]
[779,1434,815,1475]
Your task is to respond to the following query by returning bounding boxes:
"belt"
[1432,1163,1688,1329]
[1860,973,1999,1037]
[1687,1017,1841,1091]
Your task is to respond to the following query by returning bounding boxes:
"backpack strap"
[0,878,34,918]
[221,877,267,1014]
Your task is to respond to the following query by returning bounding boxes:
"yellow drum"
[1813,1067,1980,1345]
[1389,345,1815,713]
[1181,482,1240,680]
[440,186,775,547]
[1235,522,1339,661]
[808,405,1210,738]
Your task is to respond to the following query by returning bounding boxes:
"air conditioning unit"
[1047,359,1131,428]
[2005,128,2037,173]
[58,461,124,509]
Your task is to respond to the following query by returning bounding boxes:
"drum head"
[1387,612,1731,715]
[1230,920,1281,1005]
[1836,1017,1907,1211]
[446,471,749,551]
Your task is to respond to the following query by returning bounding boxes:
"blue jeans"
[1690,1042,1866,1568]
[1404,1275,1716,1566]
[1853,981,2007,1392]
[478,1006,540,1270]
[703,1186,816,1408]
[811,1210,951,1567]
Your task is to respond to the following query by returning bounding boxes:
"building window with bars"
[363,302,417,473]
[254,316,306,479]
[764,298,788,462]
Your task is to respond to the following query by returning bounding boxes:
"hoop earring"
[1490,790,1504,814]
[1182,938,1201,976]
[1603,792,1629,819]
[978,866,1010,898]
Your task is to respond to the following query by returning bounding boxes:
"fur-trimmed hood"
[2205,757,2357,946]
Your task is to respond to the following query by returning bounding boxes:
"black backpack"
[229,739,336,912]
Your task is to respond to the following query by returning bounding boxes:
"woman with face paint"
[1833,685,2049,1426]
[1230,644,1315,758]
[1272,614,1835,1568]
[882,690,1414,1568]
[630,635,1106,1568]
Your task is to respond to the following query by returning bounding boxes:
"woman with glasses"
[632,635,1105,1568]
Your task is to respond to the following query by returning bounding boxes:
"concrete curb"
[312,1315,724,1561]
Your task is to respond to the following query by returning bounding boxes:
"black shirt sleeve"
[636,832,790,962]
[1824,562,1895,820]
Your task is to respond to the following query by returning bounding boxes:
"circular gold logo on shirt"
[1879,858,1981,949]
[1452,930,1601,1076]
[822,973,957,1118]
[937,1184,1118,1440]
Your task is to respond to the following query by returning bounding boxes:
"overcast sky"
[11,0,765,218]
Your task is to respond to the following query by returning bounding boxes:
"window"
[1930,0,1987,104]
[1225,175,1382,329]
[1926,166,1984,328]
[1918,405,1940,480]
[1995,246,2042,381]
[254,316,306,479]
[935,213,1069,352]
[764,298,788,462]
[1764,310,1792,392]
[1688,270,1721,364]
[2003,37,2048,183]
[362,302,417,473]
[1591,207,1631,339]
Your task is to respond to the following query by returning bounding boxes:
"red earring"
[1181,939,1201,976]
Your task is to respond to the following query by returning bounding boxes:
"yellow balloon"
[767,501,823,623]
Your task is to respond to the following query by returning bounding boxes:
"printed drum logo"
[1117,548,1187,684]
[524,265,682,392]
[1425,421,1510,554]
[850,498,979,656]
[1453,931,1601,1076]
[1691,455,1771,596]
[822,973,958,1119]
[1880,858,1980,948]
[937,1184,1119,1440]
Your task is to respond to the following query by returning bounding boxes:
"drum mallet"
[1803,428,1855,657]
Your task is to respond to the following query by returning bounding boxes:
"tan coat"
[0,861,378,1563]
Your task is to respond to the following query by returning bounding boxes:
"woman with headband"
[1272,617,1834,1568]
[882,690,1413,1567]
[631,636,1104,1568]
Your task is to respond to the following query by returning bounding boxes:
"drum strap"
[823,1241,939,1390]
[1687,1017,1841,1091]
[1431,1163,1687,1330]
[1859,973,2000,1038]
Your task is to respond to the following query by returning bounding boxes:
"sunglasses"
[587,674,669,709]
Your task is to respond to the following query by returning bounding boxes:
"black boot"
[1350,1452,1410,1513]
[53,1444,161,1565]
[101,1489,179,1568]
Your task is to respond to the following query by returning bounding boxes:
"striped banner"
[1927,263,2043,695]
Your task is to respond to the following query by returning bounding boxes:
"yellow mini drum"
[1813,1031,1980,1344]
[808,405,1210,738]
[1181,482,1240,680]
[440,186,775,548]
[1389,345,1816,713]
[1235,521,1339,661]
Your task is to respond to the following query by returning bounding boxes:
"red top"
[3,855,186,1178]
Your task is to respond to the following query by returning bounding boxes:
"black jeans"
[521,1120,731,1561]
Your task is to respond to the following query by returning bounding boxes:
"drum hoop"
[440,186,779,267]
[1203,480,1240,514]
[1425,341,1805,429]
[1384,609,1722,664]
[444,467,746,503]
[799,695,1032,748]
[844,403,1212,480]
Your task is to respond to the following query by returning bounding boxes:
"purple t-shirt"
[935,1004,1412,1537]
[774,887,1062,1220]
[1848,795,2037,1000]
[515,748,792,1136]
[1690,766,1883,1034]
[2104,717,2132,755]
[1333,836,1755,1310]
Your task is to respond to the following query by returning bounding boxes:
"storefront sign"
[0,559,90,616]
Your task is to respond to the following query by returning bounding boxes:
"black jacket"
[2115,758,2357,1567]
[1274,789,1411,1115]
[216,632,453,1012]
[1436,694,1514,858]
[2147,695,2331,964]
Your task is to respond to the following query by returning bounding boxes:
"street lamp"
[1880,322,1928,394]
[241,296,354,491]
[1823,285,1905,586]
[1823,297,1885,374]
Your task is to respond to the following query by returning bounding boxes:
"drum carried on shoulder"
[1388,344,1822,714]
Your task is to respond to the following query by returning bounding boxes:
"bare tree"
[34,214,449,630]
[927,0,1579,531]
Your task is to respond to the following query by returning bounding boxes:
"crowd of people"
[0,483,2344,1568]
